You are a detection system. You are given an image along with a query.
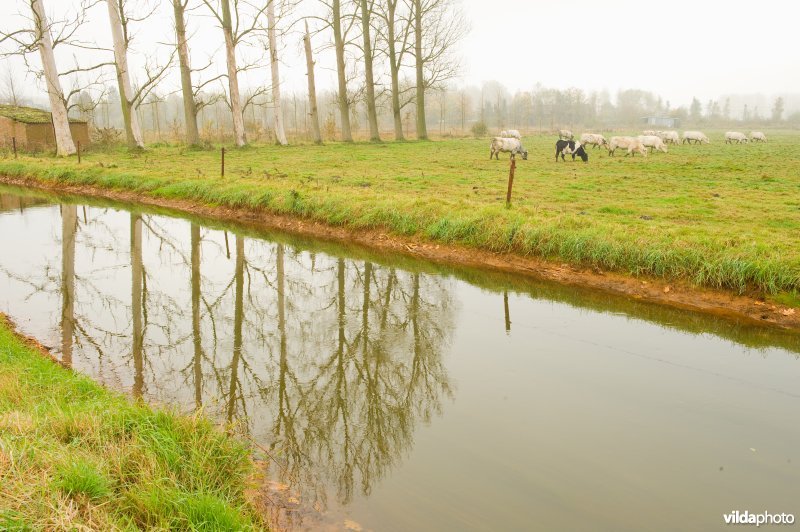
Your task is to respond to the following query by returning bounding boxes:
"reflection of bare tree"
[60,205,77,368]
[191,223,203,410]
[131,213,144,400]
[2,195,457,515]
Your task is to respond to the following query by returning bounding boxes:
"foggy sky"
[1,0,797,108]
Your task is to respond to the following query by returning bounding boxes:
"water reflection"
[2,188,799,530]
[1,198,457,515]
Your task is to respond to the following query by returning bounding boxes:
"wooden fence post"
[12,137,17,159]
[505,156,516,205]
[221,147,225,177]
[77,141,81,164]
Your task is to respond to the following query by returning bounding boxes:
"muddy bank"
[1,174,798,332]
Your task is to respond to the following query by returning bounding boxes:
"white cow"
[642,130,656,136]
[750,131,767,142]
[558,129,574,140]
[725,131,748,144]
[638,135,668,153]
[499,129,521,139]
[579,133,608,148]
[490,137,528,160]
[659,130,680,144]
[682,131,710,144]
[608,136,648,157]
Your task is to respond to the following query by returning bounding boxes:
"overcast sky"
[1,0,797,108]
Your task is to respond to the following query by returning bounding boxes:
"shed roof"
[0,104,87,124]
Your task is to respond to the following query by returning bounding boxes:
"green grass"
[1,132,799,297]
[0,316,265,530]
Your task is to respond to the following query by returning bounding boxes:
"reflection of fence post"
[12,137,17,159]
[504,291,511,332]
[221,147,225,177]
[506,155,516,205]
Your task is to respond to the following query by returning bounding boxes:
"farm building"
[641,116,680,128]
[0,104,89,151]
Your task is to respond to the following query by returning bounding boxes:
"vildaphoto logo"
[723,511,795,526]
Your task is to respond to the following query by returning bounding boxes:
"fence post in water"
[505,155,516,206]
[504,291,511,332]
[12,137,17,159]
[77,141,81,164]
[221,147,225,177]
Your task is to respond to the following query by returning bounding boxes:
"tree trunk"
[332,0,353,142]
[387,1,404,140]
[220,0,246,147]
[173,0,199,146]
[267,2,288,145]
[31,0,76,156]
[303,21,322,144]
[359,0,380,141]
[106,0,144,150]
[412,0,427,140]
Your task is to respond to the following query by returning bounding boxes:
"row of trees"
[0,0,467,155]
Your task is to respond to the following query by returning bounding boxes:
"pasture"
[1,131,799,296]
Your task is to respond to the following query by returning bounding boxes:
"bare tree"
[106,0,144,149]
[201,0,269,147]
[0,0,79,155]
[267,0,287,145]
[2,66,22,106]
[330,0,354,141]
[409,0,466,140]
[303,20,322,144]
[374,0,412,140]
[172,0,199,146]
[358,0,380,141]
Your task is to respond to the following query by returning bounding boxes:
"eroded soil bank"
[2,174,798,332]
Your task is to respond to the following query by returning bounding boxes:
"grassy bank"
[1,133,799,296]
[0,316,265,530]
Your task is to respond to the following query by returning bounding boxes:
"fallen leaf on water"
[781,308,796,316]
[663,286,671,293]
[754,301,765,306]
[750,448,757,453]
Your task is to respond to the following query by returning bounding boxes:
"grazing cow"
[490,137,528,160]
[750,131,767,142]
[499,129,521,139]
[682,131,709,144]
[642,130,656,136]
[659,130,680,144]
[638,135,668,153]
[555,139,589,162]
[558,129,574,140]
[579,133,608,149]
[608,136,648,157]
[725,131,749,144]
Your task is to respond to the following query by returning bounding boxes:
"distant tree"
[689,97,702,122]
[771,96,784,122]
[723,98,730,120]
[742,104,750,122]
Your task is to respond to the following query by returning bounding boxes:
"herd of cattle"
[489,128,768,163]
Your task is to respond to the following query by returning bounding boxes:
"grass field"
[0,316,264,530]
[1,131,799,297]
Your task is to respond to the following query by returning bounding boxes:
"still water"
[0,186,798,531]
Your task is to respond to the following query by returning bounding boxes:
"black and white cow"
[555,139,588,162]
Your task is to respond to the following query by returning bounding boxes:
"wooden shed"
[0,104,89,152]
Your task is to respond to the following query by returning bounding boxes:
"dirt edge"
[1,174,798,333]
